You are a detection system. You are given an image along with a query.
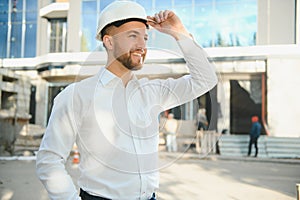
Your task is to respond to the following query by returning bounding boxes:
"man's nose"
[137,36,147,48]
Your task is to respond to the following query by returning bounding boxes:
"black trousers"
[80,189,110,200]
[248,137,258,157]
[80,188,156,200]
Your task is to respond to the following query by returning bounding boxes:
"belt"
[80,188,156,200]
[80,189,111,200]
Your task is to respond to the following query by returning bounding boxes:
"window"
[49,19,67,53]
[0,0,37,58]
[81,0,98,52]
[80,0,257,51]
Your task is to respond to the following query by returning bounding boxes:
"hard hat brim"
[96,18,149,41]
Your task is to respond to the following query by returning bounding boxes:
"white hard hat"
[96,0,148,41]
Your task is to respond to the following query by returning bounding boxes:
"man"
[164,113,178,152]
[247,116,262,157]
[36,1,218,199]
[197,108,208,131]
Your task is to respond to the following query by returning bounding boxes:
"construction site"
[0,0,300,158]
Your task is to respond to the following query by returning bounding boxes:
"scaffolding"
[0,68,31,155]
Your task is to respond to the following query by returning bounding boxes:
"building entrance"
[229,76,265,134]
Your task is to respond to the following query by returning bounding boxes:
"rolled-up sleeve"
[36,84,80,200]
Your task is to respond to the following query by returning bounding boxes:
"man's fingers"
[148,10,188,40]
[150,10,172,24]
[163,10,171,20]
[158,10,165,21]
[147,16,158,28]
[159,10,171,22]
[147,19,156,24]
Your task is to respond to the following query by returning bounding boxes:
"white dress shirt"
[36,38,218,200]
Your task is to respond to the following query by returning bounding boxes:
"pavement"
[0,152,300,200]
[159,151,300,164]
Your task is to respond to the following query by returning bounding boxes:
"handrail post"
[297,184,300,200]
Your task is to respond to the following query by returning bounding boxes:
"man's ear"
[103,35,113,50]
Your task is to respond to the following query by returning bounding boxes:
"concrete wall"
[297,0,300,44]
[36,0,50,56]
[35,78,48,127]
[0,69,31,116]
[267,56,300,137]
[67,0,81,52]
[257,0,296,45]
[0,69,31,154]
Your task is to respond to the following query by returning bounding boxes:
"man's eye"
[129,34,137,38]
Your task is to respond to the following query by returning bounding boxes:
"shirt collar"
[99,67,138,86]
[99,67,118,86]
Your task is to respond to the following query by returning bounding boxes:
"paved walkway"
[0,153,299,200]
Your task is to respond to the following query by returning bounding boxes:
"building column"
[67,0,81,52]
[257,0,296,45]
[217,78,230,134]
[296,0,300,44]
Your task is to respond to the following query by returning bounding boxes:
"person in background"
[36,1,218,199]
[164,113,178,152]
[197,108,208,131]
[247,116,262,157]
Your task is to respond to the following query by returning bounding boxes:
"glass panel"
[81,13,97,51]
[235,1,257,46]
[208,0,257,47]
[10,23,22,58]
[100,0,112,11]
[146,29,180,53]
[0,1,8,11]
[11,0,23,21]
[82,1,97,13]
[79,0,257,51]
[194,0,211,6]
[81,0,99,52]
[194,5,213,47]
[0,23,8,58]
[0,11,8,23]
[155,0,172,10]
[49,38,56,52]
[26,11,36,22]
[24,23,36,57]
[174,0,192,7]
[50,21,59,37]
[26,0,37,11]
[10,10,23,22]
[0,1,8,23]
[49,19,67,53]
[50,37,63,52]
[174,6,192,29]
[136,0,153,13]
[214,3,236,47]
[0,0,39,58]
[15,0,23,10]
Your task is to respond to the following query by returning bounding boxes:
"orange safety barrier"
[72,150,80,164]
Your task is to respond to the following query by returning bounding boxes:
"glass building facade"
[81,0,257,52]
[0,0,37,58]
[0,0,256,58]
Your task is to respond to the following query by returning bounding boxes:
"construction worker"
[248,116,262,157]
[36,1,218,199]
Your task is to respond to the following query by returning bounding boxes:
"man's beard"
[115,50,146,71]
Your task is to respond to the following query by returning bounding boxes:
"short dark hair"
[100,18,148,40]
